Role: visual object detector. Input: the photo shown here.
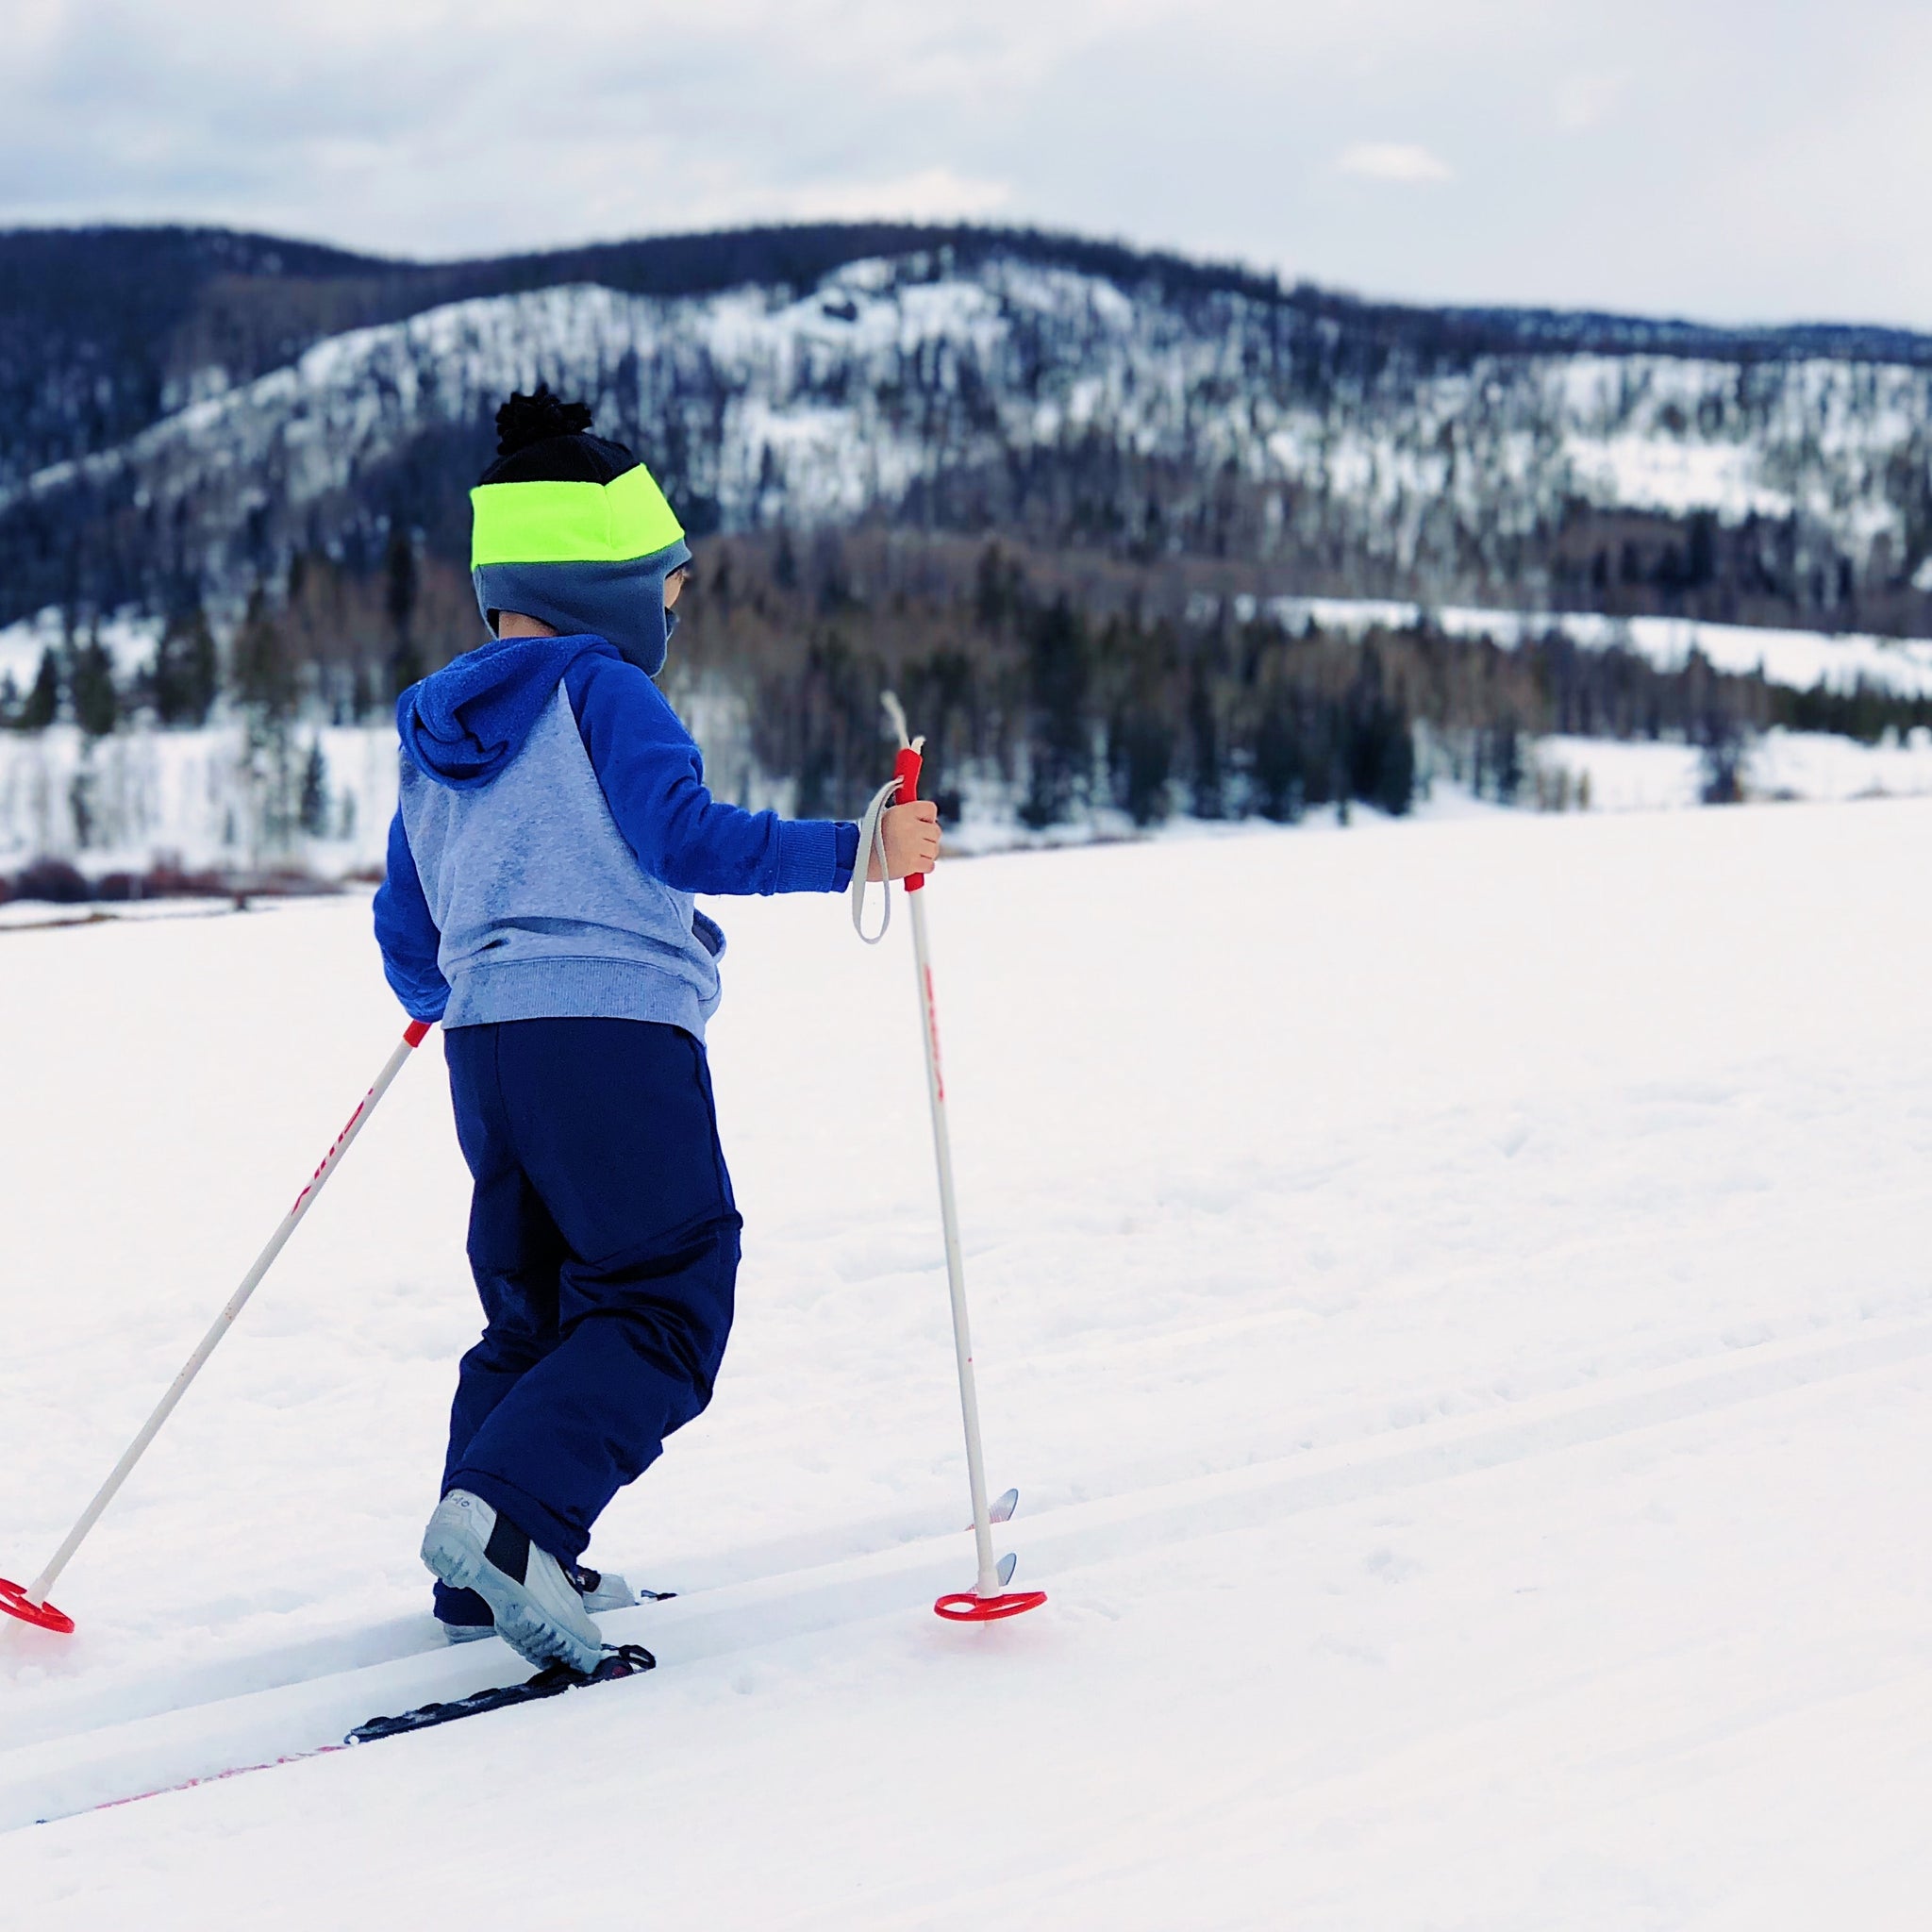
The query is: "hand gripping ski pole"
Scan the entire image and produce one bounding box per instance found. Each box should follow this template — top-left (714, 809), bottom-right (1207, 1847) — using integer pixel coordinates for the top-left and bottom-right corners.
top-left (857, 696), bottom-right (1045, 1624)
top-left (0, 1020), bottom-right (435, 1636)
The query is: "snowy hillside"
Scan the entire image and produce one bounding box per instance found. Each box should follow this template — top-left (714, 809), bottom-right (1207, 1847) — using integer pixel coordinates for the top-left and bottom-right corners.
top-left (3, 805), bottom-right (1930, 1924)
top-left (15, 248), bottom-right (1932, 637)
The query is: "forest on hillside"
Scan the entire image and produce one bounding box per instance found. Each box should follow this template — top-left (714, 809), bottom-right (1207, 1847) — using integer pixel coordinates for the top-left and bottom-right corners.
top-left (5, 531), bottom-right (1926, 879)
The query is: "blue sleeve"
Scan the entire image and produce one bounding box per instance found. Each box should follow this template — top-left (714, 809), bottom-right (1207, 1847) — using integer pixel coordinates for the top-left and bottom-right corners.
top-left (372, 808), bottom-right (451, 1022)
top-left (567, 655), bottom-right (858, 895)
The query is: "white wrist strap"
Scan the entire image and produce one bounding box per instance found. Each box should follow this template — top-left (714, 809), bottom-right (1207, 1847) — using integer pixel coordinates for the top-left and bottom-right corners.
top-left (850, 776), bottom-right (903, 945)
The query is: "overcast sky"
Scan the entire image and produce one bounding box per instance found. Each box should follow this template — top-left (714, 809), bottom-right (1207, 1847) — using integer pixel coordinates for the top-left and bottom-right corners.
top-left (7, 0), bottom-right (1932, 328)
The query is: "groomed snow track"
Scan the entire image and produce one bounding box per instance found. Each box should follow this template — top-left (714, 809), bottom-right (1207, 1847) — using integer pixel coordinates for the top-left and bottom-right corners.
top-left (10, 1312), bottom-right (1927, 1832)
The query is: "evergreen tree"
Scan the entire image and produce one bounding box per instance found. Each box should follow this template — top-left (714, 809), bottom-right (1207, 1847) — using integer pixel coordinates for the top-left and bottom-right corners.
top-left (1020, 597), bottom-right (1089, 828)
top-left (233, 589), bottom-right (297, 719)
top-left (1110, 708), bottom-right (1174, 825)
top-left (20, 647), bottom-right (61, 730)
top-left (1700, 715), bottom-right (1744, 804)
top-left (1187, 659), bottom-right (1224, 820)
top-left (1253, 691), bottom-right (1306, 822)
top-left (385, 530), bottom-right (423, 697)
top-left (70, 632), bottom-right (119, 738)
top-left (298, 740), bottom-right (330, 837)
top-left (1103, 615), bottom-right (1174, 826)
top-left (0, 671), bottom-right (17, 729)
top-left (973, 542), bottom-right (1015, 629)
top-left (1491, 720), bottom-right (1524, 805)
top-left (152, 605), bottom-right (220, 725)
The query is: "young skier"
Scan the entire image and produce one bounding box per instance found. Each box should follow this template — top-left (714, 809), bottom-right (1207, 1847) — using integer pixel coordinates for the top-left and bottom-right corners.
top-left (374, 387), bottom-right (939, 1674)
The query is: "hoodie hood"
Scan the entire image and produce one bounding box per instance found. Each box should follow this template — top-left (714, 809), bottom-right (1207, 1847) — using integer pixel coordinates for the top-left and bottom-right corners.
top-left (473, 538), bottom-right (691, 677)
top-left (397, 632), bottom-right (621, 789)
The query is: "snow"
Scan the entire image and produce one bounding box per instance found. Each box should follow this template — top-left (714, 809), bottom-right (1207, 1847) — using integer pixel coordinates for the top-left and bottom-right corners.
top-left (1747, 725), bottom-right (1932, 799)
top-left (21, 257), bottom-right (1932, 607)
top-left (1257, 593), bottom-right (1932, 697)
top-left (1525, 727), bottom-right (1932, 812)
top-left (0, 609), bottom-right (163, 689)
top-left (7, 709), bottom-right (1932, 884)
top-left (0, 722), bottom-right (396, 878)
top-left (2, 799), bottom-right (1930, 1922)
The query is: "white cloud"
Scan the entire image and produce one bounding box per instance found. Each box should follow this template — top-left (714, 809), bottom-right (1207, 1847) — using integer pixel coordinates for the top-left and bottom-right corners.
top-left (1334, 142), bottom-right (1454, 184)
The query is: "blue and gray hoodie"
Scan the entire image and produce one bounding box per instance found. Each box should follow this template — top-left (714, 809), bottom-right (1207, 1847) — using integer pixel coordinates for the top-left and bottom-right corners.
top-left (374, 634), bottom-right (859, 1037)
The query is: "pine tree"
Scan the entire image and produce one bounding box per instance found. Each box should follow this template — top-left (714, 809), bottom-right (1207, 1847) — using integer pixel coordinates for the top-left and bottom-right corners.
top-left (385, 531), bottom-right (423, 698)
top-left (1187, 659), bottom-right (1224, 820)
top-left (1020, 597), bottom-right (1089, 828)
top-left (298, 740), bottom-right (330, 837)
top-left (1253, 691), bottom-right (1306, 823)
top-left (20, 647), bottom-right (61, 730)
top-left (1491, 721), bottom-right (1523, 804)
top-left (70, 633), bottom-right (119, 738)
top-left (233, 590), bottom-right (297, 719)
top-left (1110, 708), bottom-right (1174, 825)
top-left (153, 605), bottom-right (220, 725)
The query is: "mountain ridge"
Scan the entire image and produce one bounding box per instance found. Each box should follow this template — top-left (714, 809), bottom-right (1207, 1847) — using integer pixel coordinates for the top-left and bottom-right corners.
top-left (11, 220), bottom-right (1932, 491)
top-left (9, 224), bottom-right (1932, 649)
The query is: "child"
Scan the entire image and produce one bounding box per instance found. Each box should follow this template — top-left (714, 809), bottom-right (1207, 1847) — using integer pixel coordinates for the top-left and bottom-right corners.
top-left (374, 387), bottom-right (938, 1673)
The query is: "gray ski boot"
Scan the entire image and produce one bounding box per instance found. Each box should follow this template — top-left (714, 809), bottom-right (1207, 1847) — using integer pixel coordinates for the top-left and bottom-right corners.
top-left (421, 1490), bottom-right (603, 1675)
top-left (441, 1563), bottom-right (638, 1644)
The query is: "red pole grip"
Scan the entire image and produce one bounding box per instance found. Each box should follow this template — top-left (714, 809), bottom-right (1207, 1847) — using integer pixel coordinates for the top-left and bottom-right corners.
top-left (893, 745), bottom-right (926, 893)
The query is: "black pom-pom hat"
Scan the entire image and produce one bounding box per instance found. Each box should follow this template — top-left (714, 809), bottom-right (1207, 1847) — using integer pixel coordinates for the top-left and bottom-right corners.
top-left (470, 385), bottom-right (691, 675)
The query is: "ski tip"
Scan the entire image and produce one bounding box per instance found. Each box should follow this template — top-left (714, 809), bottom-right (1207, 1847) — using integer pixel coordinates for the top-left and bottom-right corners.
top-left (990, 1488), bottom-right (1020, 1525)
top-left (996, 1552), bottom-right (1018, 1588)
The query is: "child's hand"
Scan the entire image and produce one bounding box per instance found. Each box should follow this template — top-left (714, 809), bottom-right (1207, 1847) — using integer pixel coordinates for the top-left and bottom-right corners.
top-left (871, 800), bottom-right (941, 881)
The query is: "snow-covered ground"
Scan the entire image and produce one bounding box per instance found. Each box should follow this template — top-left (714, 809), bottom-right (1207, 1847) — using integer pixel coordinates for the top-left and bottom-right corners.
top-left (3, 802), bottom-right (1930, 1925)
top-left (1528, 725), bottom-right (1932, 812)
top-left (0, 608), bottom-right (163, 691)
top-left (1255, 592), bottom-right (1932, 698)
top-left (0, 721), bottom-right (396, 879)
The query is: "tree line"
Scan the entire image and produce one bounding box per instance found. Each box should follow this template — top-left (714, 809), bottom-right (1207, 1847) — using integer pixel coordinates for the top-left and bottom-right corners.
top-left (7, 531), bottom-right (1928, 834)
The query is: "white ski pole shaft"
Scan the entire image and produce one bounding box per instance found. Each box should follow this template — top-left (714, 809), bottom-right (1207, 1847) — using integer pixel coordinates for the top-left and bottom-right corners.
top-left (904, 858), bottom-right (1000, 1598)
top-left (23, 1019), bottom-right (433, 1609)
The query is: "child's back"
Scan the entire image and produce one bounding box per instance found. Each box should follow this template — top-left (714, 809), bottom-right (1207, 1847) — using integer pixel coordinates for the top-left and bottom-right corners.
top-left (374, 388), bottom-right (939, 1673)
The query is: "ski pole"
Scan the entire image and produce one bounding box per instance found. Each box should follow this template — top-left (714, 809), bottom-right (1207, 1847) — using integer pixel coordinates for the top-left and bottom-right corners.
top-left (1, 1018), bottom-right (434, 1636)
top-left (856, 698), bottom-right (1044, 1623)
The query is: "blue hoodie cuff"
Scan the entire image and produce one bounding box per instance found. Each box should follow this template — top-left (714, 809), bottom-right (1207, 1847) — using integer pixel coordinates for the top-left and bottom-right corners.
top-left (831, 822), bottom-right (859, 892)
top-left (775, 819), bottom-right (842, 893)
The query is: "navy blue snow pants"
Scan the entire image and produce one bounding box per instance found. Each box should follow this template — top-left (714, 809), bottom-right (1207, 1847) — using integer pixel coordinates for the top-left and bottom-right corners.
top-left (432, 1017), bottom-right (741, 1611)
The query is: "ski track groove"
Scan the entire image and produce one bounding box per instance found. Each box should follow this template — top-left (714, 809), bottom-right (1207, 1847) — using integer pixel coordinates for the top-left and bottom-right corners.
top-left (8, 1312), bottom-right (1928, 1833)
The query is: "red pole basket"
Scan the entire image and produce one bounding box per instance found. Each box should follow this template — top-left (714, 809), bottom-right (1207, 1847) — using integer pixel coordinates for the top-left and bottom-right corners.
top-left (0, 1577), bottom-right (75, 1634)
top-left (934, 1590), bottom-right (1048, 1623)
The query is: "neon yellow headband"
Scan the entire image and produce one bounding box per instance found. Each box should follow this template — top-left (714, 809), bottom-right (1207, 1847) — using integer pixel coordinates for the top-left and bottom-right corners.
top-left (470, 464), bottom-right (685, 570)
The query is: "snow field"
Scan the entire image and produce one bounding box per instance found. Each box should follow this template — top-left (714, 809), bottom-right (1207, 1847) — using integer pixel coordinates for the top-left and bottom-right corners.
top-left (1530, 726), bottom-right (1932, 812)
top-left (2, 801), bottom-right (1930, 1924)
top-left (1257, 592), bottom-right (1932, 699)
